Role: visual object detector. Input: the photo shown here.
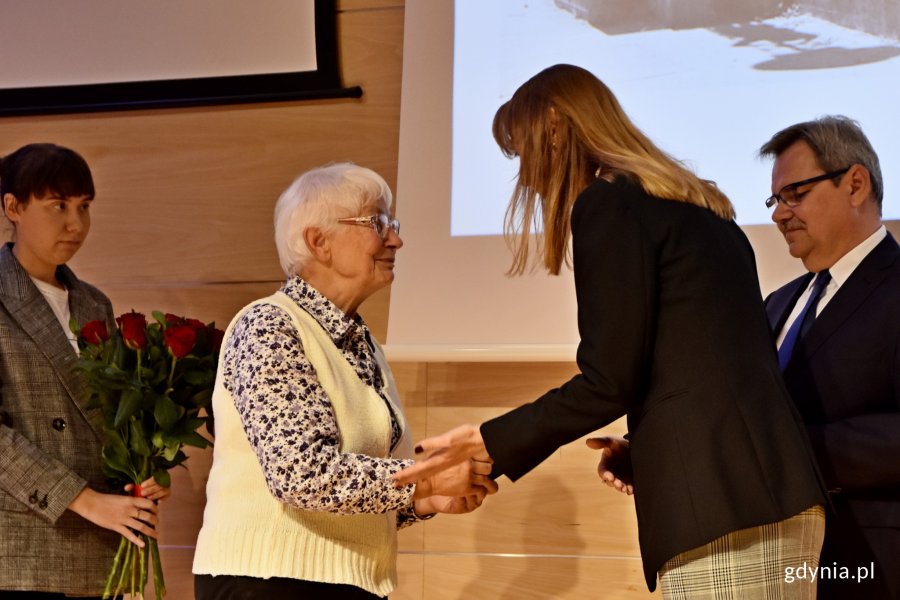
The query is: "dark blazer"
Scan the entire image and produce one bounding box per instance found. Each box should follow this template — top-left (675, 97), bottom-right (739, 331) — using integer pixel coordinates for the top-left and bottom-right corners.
top-left (481, 177), bottom-right (826, 591)
top-left (766, 232), bottom-right (900, 599)
top-left (0, 244), bottom-right (118, 594)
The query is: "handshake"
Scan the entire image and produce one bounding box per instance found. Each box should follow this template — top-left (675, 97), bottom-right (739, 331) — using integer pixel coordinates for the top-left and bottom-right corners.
top-left (393, 425), bottom-right (634, 517)
top-left (394, 424), bottom-right (498, 517)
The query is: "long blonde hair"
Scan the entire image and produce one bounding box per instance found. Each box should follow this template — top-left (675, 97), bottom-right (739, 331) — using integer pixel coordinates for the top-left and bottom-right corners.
top-left (493, 64), bottom-right (734, 275)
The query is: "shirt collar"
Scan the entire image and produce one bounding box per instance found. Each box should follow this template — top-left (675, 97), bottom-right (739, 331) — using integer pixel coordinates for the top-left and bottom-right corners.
top-left (281, 275), bottom-right (368, 344)
top-left (828, 225), bottom-right (887, 289)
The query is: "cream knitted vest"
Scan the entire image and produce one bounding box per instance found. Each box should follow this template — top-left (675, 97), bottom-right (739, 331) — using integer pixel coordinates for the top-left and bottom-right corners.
top-left (193, 291), bottom-right (413, 596)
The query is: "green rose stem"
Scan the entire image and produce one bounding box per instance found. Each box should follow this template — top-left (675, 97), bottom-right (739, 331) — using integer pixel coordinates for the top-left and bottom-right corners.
top-left (135, 350), bottom-right (166, 599)
top-left (113, 541), bottom-right (132, 598)
top-left (103, 537), bottom-right (128, 598)
top-left (167, 355), bottom-right (177, 390)
top-left (140, 533), bottom-right (148, 597)
top-left (150, 537), bottom-right (166, 599)
top-left (136, 543), bottom-right (145, 598)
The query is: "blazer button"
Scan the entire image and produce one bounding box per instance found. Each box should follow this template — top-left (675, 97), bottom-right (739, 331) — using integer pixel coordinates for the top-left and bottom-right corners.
top-left (0, 411), bottom-right (11, 428)
top-left (29, 491), bottom-right (39, 504)
top-left (38, 494), bottom-right (49, 509)
top-left (52, 418), bottom-right (67, 431)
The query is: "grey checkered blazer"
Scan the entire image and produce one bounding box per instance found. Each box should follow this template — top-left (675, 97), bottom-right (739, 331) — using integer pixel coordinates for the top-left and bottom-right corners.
top-left (0, 243), bottom-right (119, 595)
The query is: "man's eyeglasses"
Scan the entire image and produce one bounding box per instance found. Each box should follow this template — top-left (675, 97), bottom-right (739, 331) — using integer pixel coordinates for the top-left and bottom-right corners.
top-left (765, 167), bottom-right (850, 209)
top-left (337, 213), bottom-right (401, 239)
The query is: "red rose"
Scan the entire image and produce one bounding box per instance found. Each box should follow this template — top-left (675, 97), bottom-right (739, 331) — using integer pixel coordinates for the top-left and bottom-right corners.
top-left (164, 324), bottom-right (197, 358)
top-left (81, 320), bottom-right (109, 345)
top-left (166, 314), bottom-right (204, 331)
top-left (207, 327), bottom-right (225, 353)
top-left (116, 312), bottom-right (148, 350)
top-left (185, 318), bottom-right (206, 332)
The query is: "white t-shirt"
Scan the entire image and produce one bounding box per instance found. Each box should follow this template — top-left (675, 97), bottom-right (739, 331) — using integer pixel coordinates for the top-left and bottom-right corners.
top-left (30, 277), bottom-right (79, 353)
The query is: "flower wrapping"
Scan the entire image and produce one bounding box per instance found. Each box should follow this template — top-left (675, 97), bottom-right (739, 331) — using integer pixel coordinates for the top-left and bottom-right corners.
top-left (72, 311), bottom-right (224, 599)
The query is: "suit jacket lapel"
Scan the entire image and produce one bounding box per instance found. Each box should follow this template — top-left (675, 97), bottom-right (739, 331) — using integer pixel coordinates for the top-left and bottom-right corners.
top-left (795, 234), bottom-right (899, 361)
top-left (0, 245), bottom-right (102, 440)
top-left (58, 264), bottom-right (111, 436)
top-left (766, 272), bottom-right (812, 334)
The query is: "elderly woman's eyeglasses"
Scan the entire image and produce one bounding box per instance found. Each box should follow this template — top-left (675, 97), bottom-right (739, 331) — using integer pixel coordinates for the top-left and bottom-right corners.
top-left (765, 167), bottom-right (850, 209)
top-left (337, 213), bottom-right (400, 239)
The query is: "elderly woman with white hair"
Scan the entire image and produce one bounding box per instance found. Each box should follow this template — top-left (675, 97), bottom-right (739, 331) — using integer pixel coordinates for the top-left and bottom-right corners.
top-left (192, 163), bottom-right (494, 600)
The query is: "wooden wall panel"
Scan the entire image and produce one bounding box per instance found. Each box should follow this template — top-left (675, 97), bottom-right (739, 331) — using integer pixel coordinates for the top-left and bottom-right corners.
top-left (426, 362), bottom-right (581, 407)
top-left (0, 4), bottom-right (403, 342)
top-left (394, 553), bottom-right (426, 600)
top-left (101, 281), bottom-right (390, 345)
top-left (102, 282), bottom-right (278, 331)
top-left (421, 554), bottom-right (657, 600)
top-left (392, 361), bottom-right (429, 408)
top-left (422, 409), bottom-right (637, 557)
top-left (338, 0), bottom-right (404, 10)
top-left (149, 547), bottom-right (197, 600)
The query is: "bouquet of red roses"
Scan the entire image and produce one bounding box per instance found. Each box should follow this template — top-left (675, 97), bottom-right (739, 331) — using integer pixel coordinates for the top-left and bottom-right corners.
top-left (72, 311), bottom-right (224, 599)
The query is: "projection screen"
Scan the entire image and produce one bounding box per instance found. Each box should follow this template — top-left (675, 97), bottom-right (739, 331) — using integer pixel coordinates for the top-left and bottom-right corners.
top-left (391, 0), bottom-right (900, 357)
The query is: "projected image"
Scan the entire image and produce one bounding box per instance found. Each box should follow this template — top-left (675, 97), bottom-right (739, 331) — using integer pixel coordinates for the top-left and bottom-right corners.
top-left (451, 0), bottom-right (900, 234)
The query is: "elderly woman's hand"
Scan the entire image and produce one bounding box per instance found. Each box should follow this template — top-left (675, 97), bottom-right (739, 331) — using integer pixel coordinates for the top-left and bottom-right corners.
top-left (411, 456), bottom-right (496, 499)
top-left (413, 480), bottom-right (498, 516)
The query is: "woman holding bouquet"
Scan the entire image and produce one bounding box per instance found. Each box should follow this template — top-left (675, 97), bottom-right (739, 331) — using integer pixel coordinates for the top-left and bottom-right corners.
top-left (393, 64), bottom-right (827, 598)
top-left (0, 143), bottom-right (169, 598)
top-left (193, 163), bottom-right (495, 599)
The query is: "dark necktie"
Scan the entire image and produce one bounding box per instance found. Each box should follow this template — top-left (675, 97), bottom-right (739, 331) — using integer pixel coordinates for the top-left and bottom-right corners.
top-left (778, 270), bottom-right (831, 371)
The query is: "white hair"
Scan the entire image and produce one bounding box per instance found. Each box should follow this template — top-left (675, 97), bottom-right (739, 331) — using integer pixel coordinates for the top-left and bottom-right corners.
top-left (274, 162), bottom-right (393, 276)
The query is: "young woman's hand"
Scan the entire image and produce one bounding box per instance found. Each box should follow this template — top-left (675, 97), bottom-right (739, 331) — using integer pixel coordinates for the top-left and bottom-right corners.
top-left (125, 476), bottom-right (172, 502)
top-left (68, 487), bottom-right (160, 547)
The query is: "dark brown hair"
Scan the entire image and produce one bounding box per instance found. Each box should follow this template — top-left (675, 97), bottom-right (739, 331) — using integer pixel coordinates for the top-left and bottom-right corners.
top-left (0, 143), bottom-right (95, 208)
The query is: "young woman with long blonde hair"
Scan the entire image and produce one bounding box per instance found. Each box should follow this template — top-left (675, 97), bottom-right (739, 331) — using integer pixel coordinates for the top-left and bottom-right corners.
top-left (397, 64), bottom-right (826, 598)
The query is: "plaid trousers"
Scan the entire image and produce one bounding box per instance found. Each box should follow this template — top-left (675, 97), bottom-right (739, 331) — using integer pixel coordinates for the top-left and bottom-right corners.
top-left (659, 505), bottom-right (825, 599)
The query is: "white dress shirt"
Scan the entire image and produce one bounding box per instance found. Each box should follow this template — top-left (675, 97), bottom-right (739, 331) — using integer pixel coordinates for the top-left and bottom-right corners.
top-left (776, 225), bottom-right (887, 348)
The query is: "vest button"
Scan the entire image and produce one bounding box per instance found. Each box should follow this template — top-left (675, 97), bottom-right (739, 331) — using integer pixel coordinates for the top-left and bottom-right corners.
top-left (52, 418), bottom-right (67, 431)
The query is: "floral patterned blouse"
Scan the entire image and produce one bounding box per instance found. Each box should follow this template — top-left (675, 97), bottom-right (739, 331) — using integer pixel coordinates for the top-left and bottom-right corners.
top-left (222, 276), bottom-right (420, 525)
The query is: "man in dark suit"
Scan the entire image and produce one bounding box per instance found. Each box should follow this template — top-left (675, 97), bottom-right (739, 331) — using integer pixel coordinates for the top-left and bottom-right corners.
top-left (760, 116), bottom-right (900, 599)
